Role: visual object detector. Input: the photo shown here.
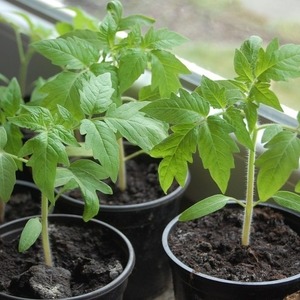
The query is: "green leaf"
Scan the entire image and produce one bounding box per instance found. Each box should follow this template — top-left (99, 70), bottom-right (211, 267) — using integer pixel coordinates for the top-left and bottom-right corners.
top-left (39, 71), bottom-right (89, 120)
top-left (105, 102), bottom-right (168, 151)
top-left (256, 38), bottom-right (279, 79)
top-left (244, 101), bottom-right (258, 133)
top-left (32, 36), bottom-right (99, 69)
top-left (234, 49), bottom-right (254, 82)
top-left (9, 106), bottom-right (54, 131)
top-left (239, 35), bottom-right (263, 67)
top-left (272, 191), bottom-right (300, 213)
top-left (224, 107), bottom-right (253, 150)
top-left (296, 181), bottom-right (300, 193)
top-left (18, 218), bottom-right (42, 252)
top-left (179, 195), bottom-right (232, 221)
top-left (200, 76), bottom-right (227, 109)
top-left (263, 44), bottom-right (300, 81)
top-left (151, 124), bottom-right (198, 193)
top-left (249, 82), bottom-right (282, 111)
top-left (118, 49), bottom-right (148, 94)
top-left (80, 73), bottom-right (114, 115)
top-left (66, 7), bottom-right (99, 31)
top-left (20, 132), bottom-right (68, 202)
top-left (0, 128), bottom-right (17, 202)
top-left (150, 50), bottom-right (190, 97)
top-left (261, 124), bottom-right (282, 143)
top-left (119, 15), bottom-right (155, 30)
top-left (198, 116), bottom-right (239, 193)
top-left (80, 119), bottom-right (119, 182)
top-left (144, 27), bottom-right (188, 49)
top-left (256, 131), bottom-right (300, 201)
top-left (1, 78), bottom-right (22, 117)
top-left (142, 89), bottom-right (209, 124)
top-left (56, 160), bottom-right (112, 221)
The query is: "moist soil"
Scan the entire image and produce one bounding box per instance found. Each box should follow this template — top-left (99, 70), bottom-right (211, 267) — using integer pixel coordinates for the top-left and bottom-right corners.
top-left (169, 205), bottom-right (300, 282)
top-left (3, 182), bottom-right (41, 223)
top-left (0, 220), bottom-right (125, 298)
top-left (67, 158), bottom-right (176, 205)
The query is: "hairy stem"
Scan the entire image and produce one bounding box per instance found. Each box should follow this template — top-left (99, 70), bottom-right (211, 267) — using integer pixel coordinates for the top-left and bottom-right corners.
top-left (241, 128), bottom-right (258, 246)
top-left (41, 193), bottom-right (53, 267)
top-left (117, 138), bottom-right (127, 192)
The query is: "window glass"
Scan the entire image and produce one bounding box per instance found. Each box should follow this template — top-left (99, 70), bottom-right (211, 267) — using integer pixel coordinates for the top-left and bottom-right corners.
top-left (58, 0), bottom-right (300, 111)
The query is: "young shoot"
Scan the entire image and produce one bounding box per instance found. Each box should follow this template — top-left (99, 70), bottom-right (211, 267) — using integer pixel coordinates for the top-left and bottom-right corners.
top-left (143, 35), bottom-right (300, 246)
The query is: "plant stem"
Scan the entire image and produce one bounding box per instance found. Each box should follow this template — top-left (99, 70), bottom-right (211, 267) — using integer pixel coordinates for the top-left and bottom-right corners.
top-left (117, 138), bottom-right (127, 192)
top-left (41, 193), bottom-right (53, 267)
top-left (241, 128), bottom-right (258, 246)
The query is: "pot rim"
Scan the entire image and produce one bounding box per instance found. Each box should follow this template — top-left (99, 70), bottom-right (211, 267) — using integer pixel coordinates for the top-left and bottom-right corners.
top-left (162, 202), bottom-right (300, 287)
top-left (0, 214), bottom-right (135, 300)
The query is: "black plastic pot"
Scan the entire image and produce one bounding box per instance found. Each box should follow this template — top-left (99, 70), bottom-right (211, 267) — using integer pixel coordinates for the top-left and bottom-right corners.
top-left (0, 214), bottom-right (135, 300)
top-left (56, 175), bottom-right (190, 300)
top-left (2, 180), bottom-right (41, 223)
top-left (162, 203), bottom-right (300, 300)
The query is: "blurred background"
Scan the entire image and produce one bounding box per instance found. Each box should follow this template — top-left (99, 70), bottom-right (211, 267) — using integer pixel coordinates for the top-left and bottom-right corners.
top-left (61, 0), bottom-right (300, 111)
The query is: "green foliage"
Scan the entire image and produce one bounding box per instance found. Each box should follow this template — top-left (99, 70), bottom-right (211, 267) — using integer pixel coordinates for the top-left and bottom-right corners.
top-left (0, 0), bottom-right (190, 261)
top-left (18, 217), bottom-right (42, 252)
top-left (144, 35), bottom-right (300, 245)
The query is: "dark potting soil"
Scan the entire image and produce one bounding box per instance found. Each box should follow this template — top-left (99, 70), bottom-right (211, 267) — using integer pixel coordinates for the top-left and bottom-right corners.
top-left (3, 188), bottom-right (41, 223)
top-left (0, 221), bottom-right (124, 298)
top-left (68, 159), bottom-right (177, 205)
top-left (169, 206), bottom-right (300, 282)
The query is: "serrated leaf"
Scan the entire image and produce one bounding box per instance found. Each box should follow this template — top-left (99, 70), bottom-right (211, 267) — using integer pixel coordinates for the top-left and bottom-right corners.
top-left (80, 119), bottom-right (119, 182)
top-left (239, 35), bottom-right (263, 66)
top-left (151, 124), bottom-right (198, 192)
top-left (263, 44), bottom-right (300, 81)
top-left (20, 132), bottom-right (69, 202)
top-left (144, 27), bottom-right (188, 49)
top-left (261, 124), bottom-right (282, 143)
top-left (256, 38), bottom-right (279, 79)
top-left (179, 195), bottom-right (232, 221)
top-left (9, 105), bottom-right (54, 131)
top-left (1, 78), bottom-right (22, 117)
top-left (90, 63), bottom-right (120, 106)
top-left (32, 36), bottom-right (99, 69)
top-left (0, 129), bottom-right (17, 201)
top-left (118, 49), bottom-right (148, 94)
top-left (39, 71), bottom-right (89, 120)
top-left (272, 191), bottom-right (300, 213)
top-left (18, 218), bottom-right (42, 252)
top-left (198, 116), bottom-right (239, 193)
top-left (150, 50), bottom-right (190, 97)
top-left (234, 49), bottom-right (254, 82)
top-left (224, 107), bottom-right (253, 150)
top-left (80, 73), bottom-right (114, 115)
top-left (249, 82), bottom-right (282, 111)
top-left (200, 76), bottom-right (227, 109)
top-left (142, 89), bottom-right (209, 124)
top-left (105, 102), bottom-right (168, 151)
top-left (256, 131), bottom-right (300, 200)
top-left (57, 160), bottom-right (112, 221)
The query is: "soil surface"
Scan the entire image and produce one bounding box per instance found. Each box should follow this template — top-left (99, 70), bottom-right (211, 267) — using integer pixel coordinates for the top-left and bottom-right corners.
top-left (0, 220), bottom-right (125, 298)
top-left (169, 205), bottom-right (300, 282)
top-left (67, 158), bottom-right (177, 205)
top-left (3, 181), bottom-right (41, 223)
